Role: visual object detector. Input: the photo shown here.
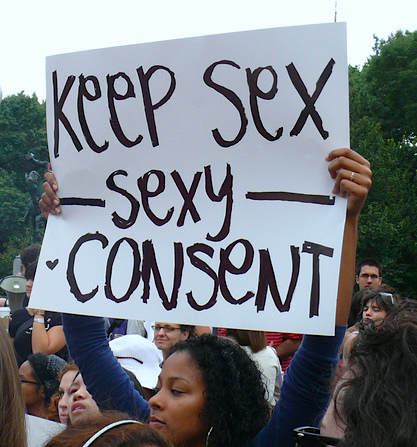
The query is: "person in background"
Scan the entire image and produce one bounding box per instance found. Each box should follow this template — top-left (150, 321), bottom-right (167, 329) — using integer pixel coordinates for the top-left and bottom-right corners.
top-left (341, 288), bottom-right (400, 365)
top-left (265, 332), bottom-right (303, 373)
top-left (9, 261), bottom-right (68, 366)
top-left (0, 316), bottom-right (26, 447)
top-left (227, 328), bottom-right (283, 406)
top-left (320, 299), bottom-right (417, 447)
top-left (19, 352), bottom-right (67, 419)
top-left (355, 257), bottom-right (383, 290)
top-left (152, 322), bottom-right (196, 362)
top-left (55, 363), bottom-right (101, 425)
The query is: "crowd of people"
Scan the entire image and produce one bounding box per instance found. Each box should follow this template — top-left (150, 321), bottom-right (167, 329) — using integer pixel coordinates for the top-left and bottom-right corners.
top-left (1, 147), bottom-right (416, 447)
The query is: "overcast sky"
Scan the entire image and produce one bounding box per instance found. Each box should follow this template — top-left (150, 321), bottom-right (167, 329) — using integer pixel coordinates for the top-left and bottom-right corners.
top-left (0, 0), bottom-right (415, 101)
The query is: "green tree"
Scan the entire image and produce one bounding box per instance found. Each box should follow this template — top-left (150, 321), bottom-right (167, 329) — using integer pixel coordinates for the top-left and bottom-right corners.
top-left (0, 93), bottom-right (48, 276)
top-left (361, 30), bottom-right (417, 142)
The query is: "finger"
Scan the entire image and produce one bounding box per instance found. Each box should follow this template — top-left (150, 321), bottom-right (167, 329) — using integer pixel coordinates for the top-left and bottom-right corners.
top-left (332, 168), bottom-right (372, 195)
top-left (328, 156), bottom-right (372, 182)
top-left (43, 180), bottom-right (60, 203)
top-left (44, 172), bottom-right (59, 191)
top-left (326, 148), bottom-right (370, 168)
top-left (39, 191), bottom-right (61, 216)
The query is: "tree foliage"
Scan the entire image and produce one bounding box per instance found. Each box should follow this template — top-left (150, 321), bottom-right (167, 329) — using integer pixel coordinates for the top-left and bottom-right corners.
top-left (0, 93), bottom-right (48, 278)
top-left (350, 30), bottom-right (417, 298)
top-left (360, 30), bottom-right (417, 142)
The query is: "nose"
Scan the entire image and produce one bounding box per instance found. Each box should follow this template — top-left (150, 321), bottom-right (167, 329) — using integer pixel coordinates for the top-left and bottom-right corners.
top-left (366, 276), bottom-right (373, 283)
top-left (59, 395), bottom-right (68, 410)
top-left (149, 389), bottom-right (164, 410)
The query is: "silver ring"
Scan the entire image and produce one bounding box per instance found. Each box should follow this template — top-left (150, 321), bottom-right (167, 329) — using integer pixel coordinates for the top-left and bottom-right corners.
top-left (350, 171), bottom-right (355, 182)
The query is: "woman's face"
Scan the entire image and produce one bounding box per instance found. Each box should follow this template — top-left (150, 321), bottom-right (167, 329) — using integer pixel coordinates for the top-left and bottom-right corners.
top-left (19, 360), bottom-right (44, 410)
top-left (362, 299), bottom-right (387, 326)
top-left (58, 370), bottom-right (78, 424)
top-left (149, 351), bottom-right (207, 447)
top-left (59, 370), bottom-right (100, 425)
top-left (153, 323), bottom-right (189, 357)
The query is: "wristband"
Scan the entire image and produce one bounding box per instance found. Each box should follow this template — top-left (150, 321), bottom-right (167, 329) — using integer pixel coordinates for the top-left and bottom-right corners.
top-left (33, 316), bottom-right (45, 325)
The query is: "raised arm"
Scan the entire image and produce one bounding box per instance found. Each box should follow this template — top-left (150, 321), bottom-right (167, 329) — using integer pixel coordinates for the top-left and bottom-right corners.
top-left (326, 148), bottom-right (372, 325)
top-left (252, 148), bottom-right (372, 447)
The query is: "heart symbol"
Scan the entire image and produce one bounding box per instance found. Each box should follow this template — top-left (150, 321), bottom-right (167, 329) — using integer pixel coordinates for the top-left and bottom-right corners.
top-left (46, 259), bottom-right (59, 270)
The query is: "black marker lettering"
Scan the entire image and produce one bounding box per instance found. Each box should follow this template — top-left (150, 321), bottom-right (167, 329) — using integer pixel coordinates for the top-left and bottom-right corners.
top-left (77, 75), bottom-right (109, 153)
top-left (107, 72), bottom-right (143, 147)
top-left (186, 243), bottom-right (219, 310)
top-left (66, 232), bottom-right (108, 303)
top-left (203, 60), bottom-right (248, 147)
top-left (246, 66), bottom-right (283, 141)
top-left (137, 66), bottom-right (176, 147)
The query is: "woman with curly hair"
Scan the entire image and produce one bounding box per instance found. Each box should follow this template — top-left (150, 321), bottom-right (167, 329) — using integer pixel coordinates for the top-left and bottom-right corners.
top-left (41, 148), bottom-right (371, 447)
top-left (320, 299), bottom-right (417, 447)
top-left (19, 352), bottom-right (67, 418)
top-left (149, 334), bottom-right (271, 446)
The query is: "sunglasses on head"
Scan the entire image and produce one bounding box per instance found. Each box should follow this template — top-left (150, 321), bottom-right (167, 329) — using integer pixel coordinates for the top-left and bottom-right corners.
top-left (293, 426), bottom-right (341, 446)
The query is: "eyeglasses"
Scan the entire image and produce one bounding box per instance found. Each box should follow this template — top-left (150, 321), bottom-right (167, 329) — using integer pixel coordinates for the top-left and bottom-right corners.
top-left (20, 378), bottom-right (41, 386)
top-left (359, 274), bottom-right (380, 280)
top-left (293, 426), bottom-right (340, 446)
top-left (151, 325), bottom-right (181, 333)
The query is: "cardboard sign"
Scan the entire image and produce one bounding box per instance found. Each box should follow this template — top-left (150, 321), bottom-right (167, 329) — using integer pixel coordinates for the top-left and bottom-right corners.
top-left (31, 22), bottom-right (349, 334)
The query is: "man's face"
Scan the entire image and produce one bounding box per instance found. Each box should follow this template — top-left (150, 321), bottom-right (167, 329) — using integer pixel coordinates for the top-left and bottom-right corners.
top-left (356, 265), bottom-right (382, 290)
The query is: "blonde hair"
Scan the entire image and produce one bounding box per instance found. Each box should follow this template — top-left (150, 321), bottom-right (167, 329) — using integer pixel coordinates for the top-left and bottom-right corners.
top-left (0, 322), bottom-right (26, 447)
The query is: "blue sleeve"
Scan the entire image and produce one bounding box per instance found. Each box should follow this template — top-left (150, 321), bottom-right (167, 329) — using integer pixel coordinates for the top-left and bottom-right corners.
top-left (62, 313), bottom-right (150, 421)
top-left (252, 326), bottom-right (346, 447)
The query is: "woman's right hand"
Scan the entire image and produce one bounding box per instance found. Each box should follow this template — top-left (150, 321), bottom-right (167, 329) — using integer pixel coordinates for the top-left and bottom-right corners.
top-left (39, 172), bottom-right (61, 218)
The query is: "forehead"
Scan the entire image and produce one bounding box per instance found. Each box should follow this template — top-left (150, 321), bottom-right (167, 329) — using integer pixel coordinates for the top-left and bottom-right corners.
top-left (360, 265), bottom-right (380, 275)
top-left (161, 352), bottom-right (204, 384)
top-left (364, 298), bottom-right (380, 308)
top-left (60, 370), bottom-right (81, 389)
top-left (156, 322), bottom-right (181, 328)
top-left (19, 360), bottom-right (34, 377)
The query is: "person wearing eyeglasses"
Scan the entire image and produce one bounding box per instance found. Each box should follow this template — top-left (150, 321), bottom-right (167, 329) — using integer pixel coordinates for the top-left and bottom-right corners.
top-left (19, 352), bottom-right (67, 419)
top-left (355, 258), bottom-right (383, 290)
top-left (152, 323), bottom-right (196, 362)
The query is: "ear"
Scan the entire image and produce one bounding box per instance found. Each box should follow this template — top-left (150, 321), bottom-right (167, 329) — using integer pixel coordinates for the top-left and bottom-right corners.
top-left (181, 330), bottom-right (190, 341)
top-left (38, 385), bottom-right (45, 399)
top-left (355, 275), bottom-right (359, 284)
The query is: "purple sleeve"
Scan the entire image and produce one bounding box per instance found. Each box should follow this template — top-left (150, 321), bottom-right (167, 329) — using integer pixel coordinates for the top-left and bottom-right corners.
top-left (63, 313), bottom-right (150, 421)
top-left (252, 326), bottom-right (346, 447)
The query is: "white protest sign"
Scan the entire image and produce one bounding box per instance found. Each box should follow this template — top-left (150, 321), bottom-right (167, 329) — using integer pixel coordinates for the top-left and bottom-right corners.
top-left (31, 22), bottom-right (349, 335)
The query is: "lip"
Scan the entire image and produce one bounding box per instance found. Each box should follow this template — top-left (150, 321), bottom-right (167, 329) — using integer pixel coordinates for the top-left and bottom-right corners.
top-left (60, 414), bottom-right (68, 424)
top-left (71, 403), bottom-right (85, 414)
top-left (149, 416), bottom-right (165, 428)
top-left (363, 318), bottom-right (373, 325)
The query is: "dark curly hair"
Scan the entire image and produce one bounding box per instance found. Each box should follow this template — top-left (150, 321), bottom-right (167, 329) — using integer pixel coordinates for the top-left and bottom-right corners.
top-left (335, 299), bottom-right (417, 447)
top-left (27, 353), bottom-right (67, 406)
top-left (169, 334), bottom-right (271, 447)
